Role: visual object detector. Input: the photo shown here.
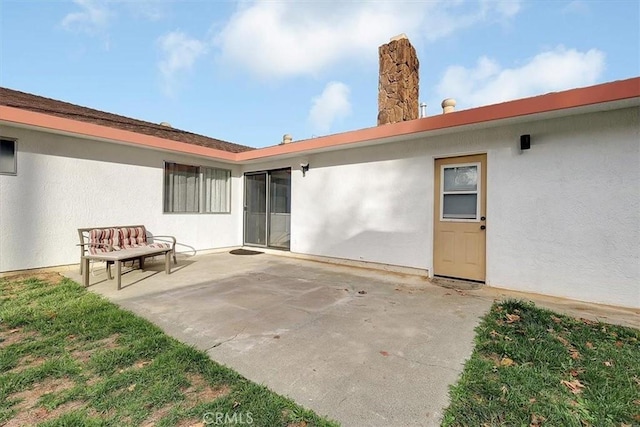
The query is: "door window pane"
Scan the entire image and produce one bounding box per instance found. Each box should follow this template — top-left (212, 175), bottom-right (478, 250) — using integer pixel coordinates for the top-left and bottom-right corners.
top-left (269, 169), bottom-right (291, 248)
top-left (443, 194), bottom-right (477, 219)
top-left (441, 162), bottom-right (480, 221)
top-left (269, 170), bottom-right (291, 214)
top-left (444, 166), bottom-right (477, 192)
top-left (245, 174), bottom-right (267, 245)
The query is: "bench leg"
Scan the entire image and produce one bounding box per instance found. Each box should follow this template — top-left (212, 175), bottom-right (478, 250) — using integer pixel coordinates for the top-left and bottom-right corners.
top-left (116, 260), bottom-right (122, 290)
top-left (140, 256), bottom-right (145, 270)
top-left (82, 258), bottom-right (90, 287)
top-left (165, 250), bottom-right (171, 274)
top-left (107, 262), bottom-right (113, 280)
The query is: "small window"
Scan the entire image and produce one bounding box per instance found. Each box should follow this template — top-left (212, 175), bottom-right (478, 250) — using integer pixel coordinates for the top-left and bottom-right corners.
top-left (441, 163), bottom-right (480, 220)
top-left (164, 162), bottom-right (231, 213)
top-left (0, 139), bottom-right (17, 175)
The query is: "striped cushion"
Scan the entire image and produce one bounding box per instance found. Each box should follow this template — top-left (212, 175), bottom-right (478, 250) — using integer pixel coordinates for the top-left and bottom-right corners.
top-left (146, 242), bottom-right (171, 249)
top-left (119, 226), bottom-right (147, 249)
top-left (88, 228), bottom-right (121, 254)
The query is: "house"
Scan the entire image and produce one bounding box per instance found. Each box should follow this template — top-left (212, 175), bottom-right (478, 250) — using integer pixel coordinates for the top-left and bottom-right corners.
top-left (1, 37), bottom-right (638, 309)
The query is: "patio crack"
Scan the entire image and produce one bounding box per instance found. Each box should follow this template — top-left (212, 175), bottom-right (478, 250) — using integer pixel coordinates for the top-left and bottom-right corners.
top-left (205, 328), bottom-right (246, 351)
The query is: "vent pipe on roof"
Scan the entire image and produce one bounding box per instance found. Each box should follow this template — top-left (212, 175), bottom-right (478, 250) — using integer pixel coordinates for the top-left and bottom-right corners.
top-left (419, 102), bottom-right (427, 118)
top-left (282, 134), bottom-right (293, 144)
top-left (441, 98), bottom-right (456, 114)
top-left (159, 121), bottom-right (172, 127)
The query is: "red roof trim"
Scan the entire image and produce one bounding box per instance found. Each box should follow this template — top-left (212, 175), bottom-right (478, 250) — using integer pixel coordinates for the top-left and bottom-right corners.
top-left (0, 106), bottom-right (237, 162)
top-left (237, 77), bottom-right (640, 161)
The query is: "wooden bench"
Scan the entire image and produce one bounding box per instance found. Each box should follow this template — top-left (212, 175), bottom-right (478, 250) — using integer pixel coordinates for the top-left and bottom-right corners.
top-left (78, 225), bottom-right (177, 289)
top-left (82, 246), bottom-right (172, 290)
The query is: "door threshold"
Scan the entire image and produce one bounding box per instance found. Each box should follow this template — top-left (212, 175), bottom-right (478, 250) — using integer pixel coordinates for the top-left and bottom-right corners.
top-left (431, 275), bottom-right (484, 290)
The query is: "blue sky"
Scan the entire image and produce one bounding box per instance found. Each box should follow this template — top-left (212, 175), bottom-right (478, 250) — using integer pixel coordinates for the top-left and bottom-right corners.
top-left (1, 0), bottom-right (638, 148)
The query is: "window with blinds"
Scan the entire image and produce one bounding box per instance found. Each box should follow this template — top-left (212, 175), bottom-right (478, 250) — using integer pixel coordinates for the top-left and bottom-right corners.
top-left (164, 162), bottom-right (231, 213)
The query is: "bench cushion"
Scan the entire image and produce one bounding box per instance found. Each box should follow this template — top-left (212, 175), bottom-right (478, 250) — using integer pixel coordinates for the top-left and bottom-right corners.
top-left (119, 226), bottom-right (147, 249)
top-left (145, 242), bottom-right (172, 249)
top-left (118, 227), bottom-right (171, 250)
top-left (88, 228), bottom-right (121, 254)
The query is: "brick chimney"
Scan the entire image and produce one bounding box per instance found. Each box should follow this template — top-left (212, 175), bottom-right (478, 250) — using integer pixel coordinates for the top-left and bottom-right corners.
top-left (377, 34), bottom-right (419, 125)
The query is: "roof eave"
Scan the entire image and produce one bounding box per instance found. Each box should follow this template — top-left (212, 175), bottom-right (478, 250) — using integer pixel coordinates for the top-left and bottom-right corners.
top-left (236, 77), bottom-right (640, 163)
top-left (1, 77), bottom-right (638, 164)
top-left (0, 105), bottom-right (238, 163)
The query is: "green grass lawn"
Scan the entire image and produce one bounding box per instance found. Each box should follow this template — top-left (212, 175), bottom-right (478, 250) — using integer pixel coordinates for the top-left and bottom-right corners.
top-left (442, 299), bottom-right (640, 427)
top-left (0, 274), bottom-right (337, 427)
top-left (4, 275), bottom-right (638, 427)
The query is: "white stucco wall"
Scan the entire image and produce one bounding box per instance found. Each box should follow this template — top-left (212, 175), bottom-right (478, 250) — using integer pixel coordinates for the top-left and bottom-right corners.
top-left (288, 144), bottom-right (432, 268)
top-left (248, 107), bottom-right (638, 308)
top-left (2, 106), bottom-right (638, 308)
top-left (486, 108), bottom-right (639, 308)
top-left (0, 126), bottom-right (244, 272)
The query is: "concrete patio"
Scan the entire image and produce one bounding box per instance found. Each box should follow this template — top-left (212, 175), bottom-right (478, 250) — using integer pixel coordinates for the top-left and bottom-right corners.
top-left (63, 251), bottom-right (639, 426)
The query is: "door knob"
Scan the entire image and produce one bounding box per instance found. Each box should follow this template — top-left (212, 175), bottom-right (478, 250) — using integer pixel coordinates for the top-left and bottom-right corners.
top-left (480, 225), bottom-right (486, 230)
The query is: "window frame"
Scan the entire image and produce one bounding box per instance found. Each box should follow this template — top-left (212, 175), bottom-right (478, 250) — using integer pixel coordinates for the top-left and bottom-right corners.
top-left (440, 161), bottom-right (481, 222)
top-left (163, 161), bottom-right (232, 214)
top-left (0, 138), bottom-right (17, 176)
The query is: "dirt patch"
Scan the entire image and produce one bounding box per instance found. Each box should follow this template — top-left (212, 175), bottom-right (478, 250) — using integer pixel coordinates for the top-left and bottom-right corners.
top-left (4, 400), bottom-right (85, 427)
top-left (87, 407), bottom-right (116, 420)
top-left (1, 272), bottom-right (65, 286)
top-left (70, 348), bottom-right (93, 364)
top-left (483, 352), bottom-right (503, 367)
top-left (8, 377), bottom-right (76, 414)
top-left (84, 333), bottom-right (121, 351)
top-left (141, 403), bottom-right (175, 427)
top-left (69, 333), bottom-right (121, 363)
top-left (175, 419), bottom-right (205, 427)
top-left (133, 373), bottom-right (230, 426)
top-left (99, 333), bottom-right (121, 349)
top-left (116, 359), bottom-right (153, 374)
top-left (282, 410), bottom-right (309, 427)
top-left (182, 373), bottom-right (231, 404)
top-left (8, 355), bottom-right (47, 373)
top-left (85, 375), bottom-right (102, 388)
top-left (142, 418), bottom-right (206, 427)
top-left (0, 327), bottom-right (39, 347)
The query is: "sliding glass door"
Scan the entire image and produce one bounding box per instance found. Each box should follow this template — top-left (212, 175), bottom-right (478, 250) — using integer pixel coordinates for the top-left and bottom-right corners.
top-left (244, 169), bottom-right (291, 249)
top-left (244, 173), bottom-right (267, 245)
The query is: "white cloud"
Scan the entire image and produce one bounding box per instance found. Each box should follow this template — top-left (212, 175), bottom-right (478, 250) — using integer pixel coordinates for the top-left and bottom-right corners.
top-left (562, 0), bottom-right (591, 15)
top-left (481, 0), bottom-right (522, 18)
top-left (61, 1), bottom-right (167, 37)
top-left (435, 46), bottom-right (606, 109)
top-left (157, 31), bottom-right (207, 95)
top-left (126, 0), bottom-right (167, 21)
top-left (308, 82), bottom-right (352, 133)
top-left (61, 0), bottom-right (110, 34)
top-left (214, 0), bottom-right (522, 79)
